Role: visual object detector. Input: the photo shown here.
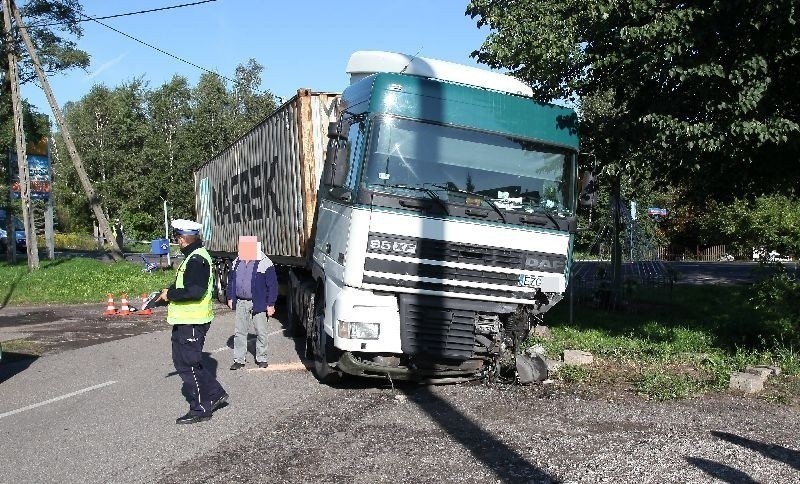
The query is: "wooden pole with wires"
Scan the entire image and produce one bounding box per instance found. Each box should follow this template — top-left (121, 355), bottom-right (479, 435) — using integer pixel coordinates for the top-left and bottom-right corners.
top-left (8, 0), bottom-right (122, 261)
top-left (2, 0), bottom-right (39, 269)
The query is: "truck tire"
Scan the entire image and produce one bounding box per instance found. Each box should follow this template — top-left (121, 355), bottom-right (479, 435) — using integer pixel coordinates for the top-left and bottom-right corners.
top-left (285, 289), bottom-right (304, 337)
top-left (216, 260), bottom-right (230, 304)
top-left (310, 289), bottom-right (340, 384)
top-left (213, 263), bottom-right (225, 304)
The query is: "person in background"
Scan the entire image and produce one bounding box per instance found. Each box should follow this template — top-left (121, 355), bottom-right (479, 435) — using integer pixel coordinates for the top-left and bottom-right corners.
top-left (156, 219), bottom-right (228, 424)
top-left (113, 218), bottom-right (124, 250)
top-left (226, 236), bottom-right (278, 370)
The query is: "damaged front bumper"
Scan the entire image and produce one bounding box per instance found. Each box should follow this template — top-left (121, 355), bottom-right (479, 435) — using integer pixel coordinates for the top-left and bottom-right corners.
top-left (335, 352), bottom-right (485, 384)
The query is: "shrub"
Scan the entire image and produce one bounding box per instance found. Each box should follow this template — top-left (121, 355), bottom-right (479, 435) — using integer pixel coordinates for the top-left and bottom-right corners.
top-left (749, 264), bottom-right (800, 341)
top-left (37, 233), bottom-right (99, 251)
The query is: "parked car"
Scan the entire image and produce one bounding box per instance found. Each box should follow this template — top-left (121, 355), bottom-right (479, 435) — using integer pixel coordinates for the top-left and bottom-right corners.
top-left (0, 210), bottom-right (26, 253)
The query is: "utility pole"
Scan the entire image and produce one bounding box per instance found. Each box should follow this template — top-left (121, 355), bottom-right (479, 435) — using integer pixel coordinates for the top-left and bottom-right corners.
top-left (9, 0), bottom-right (122, 261)
top-left (2, 0), bottom-right (38, 270)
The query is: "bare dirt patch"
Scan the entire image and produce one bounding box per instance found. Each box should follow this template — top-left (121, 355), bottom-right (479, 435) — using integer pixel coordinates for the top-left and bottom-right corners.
top-left (0, 304), bottom-right (168, 356)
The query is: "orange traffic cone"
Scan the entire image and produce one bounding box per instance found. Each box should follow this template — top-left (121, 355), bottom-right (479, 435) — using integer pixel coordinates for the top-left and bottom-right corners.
top-left (139, 293), bottom-right (153, 316)
top-left (103, 293), bottom-right (117, 316)
top-left (117, 293), bottom-right (131, 316)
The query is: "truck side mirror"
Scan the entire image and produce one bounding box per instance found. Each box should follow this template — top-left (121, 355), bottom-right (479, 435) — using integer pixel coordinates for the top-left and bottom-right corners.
top-left (327, 121), bottom-right (348, 140)
top-left (323, 138), bottom-right (349, 187)
top-left (578, 170), bottom-right (598, 207)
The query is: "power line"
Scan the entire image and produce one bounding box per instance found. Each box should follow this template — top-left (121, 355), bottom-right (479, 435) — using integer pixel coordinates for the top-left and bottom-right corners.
top-left (20, 0), bottom-right (275, 100)
top-left (84, 13), bottom-right (274, 98)
top-left (26, 1), bottom-right (217, 28)
top-left (81, 0), bottom-right (217, 22)
top-left (78, 12), bottom-right (275, 97)
top-left (83, 13), bottom-right (240, 85)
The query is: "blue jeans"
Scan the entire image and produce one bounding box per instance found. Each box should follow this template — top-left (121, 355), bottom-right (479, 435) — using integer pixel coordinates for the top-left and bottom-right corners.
top-left (233, 299), bottom-right (269, 364)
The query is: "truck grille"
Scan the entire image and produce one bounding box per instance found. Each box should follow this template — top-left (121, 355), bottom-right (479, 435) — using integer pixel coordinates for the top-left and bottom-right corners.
top-left (398, 294), bottom-right (476, 360)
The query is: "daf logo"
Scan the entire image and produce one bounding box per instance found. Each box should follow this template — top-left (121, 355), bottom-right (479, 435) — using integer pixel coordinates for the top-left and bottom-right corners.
top-left (525, 257), bottom-right (564, 271)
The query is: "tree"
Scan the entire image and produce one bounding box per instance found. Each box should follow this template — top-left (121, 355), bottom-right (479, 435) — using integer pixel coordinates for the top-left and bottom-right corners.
top-left (54, 60), bottom-right (278, 237)
top-left (188, 72), bottom-right (232, 160)
top-left (466, 0), bottom-right (800, 200)
top-left (1, 0), bottom-right (89, 154)
top-left (56, 80), bottom-right (152, 239)
top-left (701, 194), bottom-right (800, 257)
top-left (1, 0), bottom-right (89, 262)
top-left (230, 58), bottom-right (277, 135)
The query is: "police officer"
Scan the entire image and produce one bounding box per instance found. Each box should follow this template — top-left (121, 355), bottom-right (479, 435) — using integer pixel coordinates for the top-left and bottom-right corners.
top-left (156, 219), bottom-right (228, 424)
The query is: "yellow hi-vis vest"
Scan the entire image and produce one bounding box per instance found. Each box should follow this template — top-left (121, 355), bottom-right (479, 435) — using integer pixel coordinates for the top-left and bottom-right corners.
top-left (167, 247), bottom-right (214, 325)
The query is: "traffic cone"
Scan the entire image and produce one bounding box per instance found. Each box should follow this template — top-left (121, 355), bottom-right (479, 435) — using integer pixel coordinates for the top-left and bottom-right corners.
top-left (117, 293), bottom-right (131, 316)
top-left (103, 293), bottom-right (117, 316)
top-left (139, 293), bottom-right (153, 316)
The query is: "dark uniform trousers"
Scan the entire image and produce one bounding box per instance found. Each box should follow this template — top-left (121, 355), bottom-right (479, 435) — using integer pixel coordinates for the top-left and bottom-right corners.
top-left (171, 323), bottom-right (225, 416)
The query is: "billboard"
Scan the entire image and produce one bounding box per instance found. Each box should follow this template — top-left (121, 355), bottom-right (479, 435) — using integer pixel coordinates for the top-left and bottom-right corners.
top-left (8, 139), bottom-right (51, 200)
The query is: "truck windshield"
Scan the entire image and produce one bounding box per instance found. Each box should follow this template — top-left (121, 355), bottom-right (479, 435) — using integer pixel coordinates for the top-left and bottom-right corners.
top-left (361, 116), bottom-right (576, 215)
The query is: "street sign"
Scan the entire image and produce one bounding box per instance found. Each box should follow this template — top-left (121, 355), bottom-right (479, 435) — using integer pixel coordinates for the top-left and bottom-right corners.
top-left (647, 207), bottom-right (668, 216)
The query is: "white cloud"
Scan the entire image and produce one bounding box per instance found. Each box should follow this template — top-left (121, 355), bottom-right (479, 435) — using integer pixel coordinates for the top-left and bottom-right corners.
top-left (85, 53), bottom-right (127, 80)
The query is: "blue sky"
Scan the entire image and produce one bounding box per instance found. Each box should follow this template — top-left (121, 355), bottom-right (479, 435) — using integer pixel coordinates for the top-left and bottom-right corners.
top-left (20, 0), bottom-right (493, 114)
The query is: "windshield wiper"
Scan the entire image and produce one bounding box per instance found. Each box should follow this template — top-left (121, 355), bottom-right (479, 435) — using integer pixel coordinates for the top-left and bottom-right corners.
top-left (379, 184), bottom-right (449, 213)
top-left (531, 206), bottom-right (560, 228)
top-left (428, 184), bottom-right (506, 223)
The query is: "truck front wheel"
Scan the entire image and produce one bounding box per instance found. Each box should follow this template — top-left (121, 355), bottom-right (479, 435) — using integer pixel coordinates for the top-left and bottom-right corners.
top-left (310, 289), bottom-right (340, 384)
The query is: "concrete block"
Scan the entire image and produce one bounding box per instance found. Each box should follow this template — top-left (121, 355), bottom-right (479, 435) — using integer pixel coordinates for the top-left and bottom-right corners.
top-left (563, 349), bottom-right (594, 366)
top-left (729, 372), bottom-right (764, 394)
top-left (745, 366), bottom-right (772, 381)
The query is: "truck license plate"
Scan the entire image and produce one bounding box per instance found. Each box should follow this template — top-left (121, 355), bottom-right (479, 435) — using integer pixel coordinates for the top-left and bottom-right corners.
top-left (517, 274), bottom-right (543, 288)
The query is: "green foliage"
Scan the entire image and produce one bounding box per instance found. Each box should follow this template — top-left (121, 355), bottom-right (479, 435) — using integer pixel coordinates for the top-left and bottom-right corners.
top-left (749, 264), bottom-right (800, 334)
top-left (635, 369), bottom-right (698, 401)
top-left (0, 257), bottom-right (175, 305)
top-left (52, 59), bottom-right (277, 238)
top-left (37, 232), bottom-right (98, 250)
top-left (466, 0), bottom-right (800, 201)
top-left (701, 194), bottom-right (800, 255)
top-left (1, 1), bottom-right (89, 188)
top-left (541, 283), bottom-right (800, 399)
top-left (556, 365), bottom-right (591, 383)
top-left (1, 1), bottom-right (89, 84)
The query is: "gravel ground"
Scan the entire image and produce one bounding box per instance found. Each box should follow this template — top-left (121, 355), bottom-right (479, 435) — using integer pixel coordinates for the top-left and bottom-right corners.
top-left (159, 381), bottom-right (800, 483)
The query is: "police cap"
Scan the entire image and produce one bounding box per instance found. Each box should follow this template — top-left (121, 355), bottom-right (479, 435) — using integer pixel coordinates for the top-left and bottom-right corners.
top-left (171, 219), bottom-right (202, 236)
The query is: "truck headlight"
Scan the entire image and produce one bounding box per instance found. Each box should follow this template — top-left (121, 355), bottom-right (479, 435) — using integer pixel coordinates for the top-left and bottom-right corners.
top-left (337, 321), bottom-right (380, 340)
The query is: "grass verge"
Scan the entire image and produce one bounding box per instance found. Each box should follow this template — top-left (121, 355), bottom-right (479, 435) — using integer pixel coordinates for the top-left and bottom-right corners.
top-left (539, 285), bottom-right (800, 402)
top-left (0, 257), bottom-right (175, 305)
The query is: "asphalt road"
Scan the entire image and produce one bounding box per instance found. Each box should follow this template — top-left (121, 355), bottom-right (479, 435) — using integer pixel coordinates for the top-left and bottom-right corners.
top-left (0, 305), bottom-right (333, 483)
top-left (669, 261), bottom-right (799, 285)
top-left (1, 303), bottom-right (799, 482)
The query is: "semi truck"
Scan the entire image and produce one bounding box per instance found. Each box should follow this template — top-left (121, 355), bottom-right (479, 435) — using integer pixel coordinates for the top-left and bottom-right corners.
top-left (195, 51), bottom-right (579, 383)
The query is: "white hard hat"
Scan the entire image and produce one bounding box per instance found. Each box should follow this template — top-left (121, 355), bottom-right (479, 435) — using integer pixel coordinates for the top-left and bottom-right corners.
top-left (171, 219), bottom-right (202, 235)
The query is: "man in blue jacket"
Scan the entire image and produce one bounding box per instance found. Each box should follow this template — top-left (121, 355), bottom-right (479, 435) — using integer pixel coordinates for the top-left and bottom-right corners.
top-left (226, 237), bottom-right (278, 369)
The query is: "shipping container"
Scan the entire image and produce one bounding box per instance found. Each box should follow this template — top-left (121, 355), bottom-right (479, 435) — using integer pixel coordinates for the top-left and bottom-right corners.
top-left (194, 89), bottom-right (341, 266)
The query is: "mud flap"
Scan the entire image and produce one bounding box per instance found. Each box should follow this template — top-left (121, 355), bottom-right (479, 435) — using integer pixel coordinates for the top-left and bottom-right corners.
top-left (515, 353), bottom-right (548, 384)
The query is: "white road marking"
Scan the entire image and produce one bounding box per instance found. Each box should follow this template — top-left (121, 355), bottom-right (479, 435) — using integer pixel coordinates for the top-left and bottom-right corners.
top-left (245, 361), bottom-right (310, 372)
top-left (0, 380), bottom-right (117, 420)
